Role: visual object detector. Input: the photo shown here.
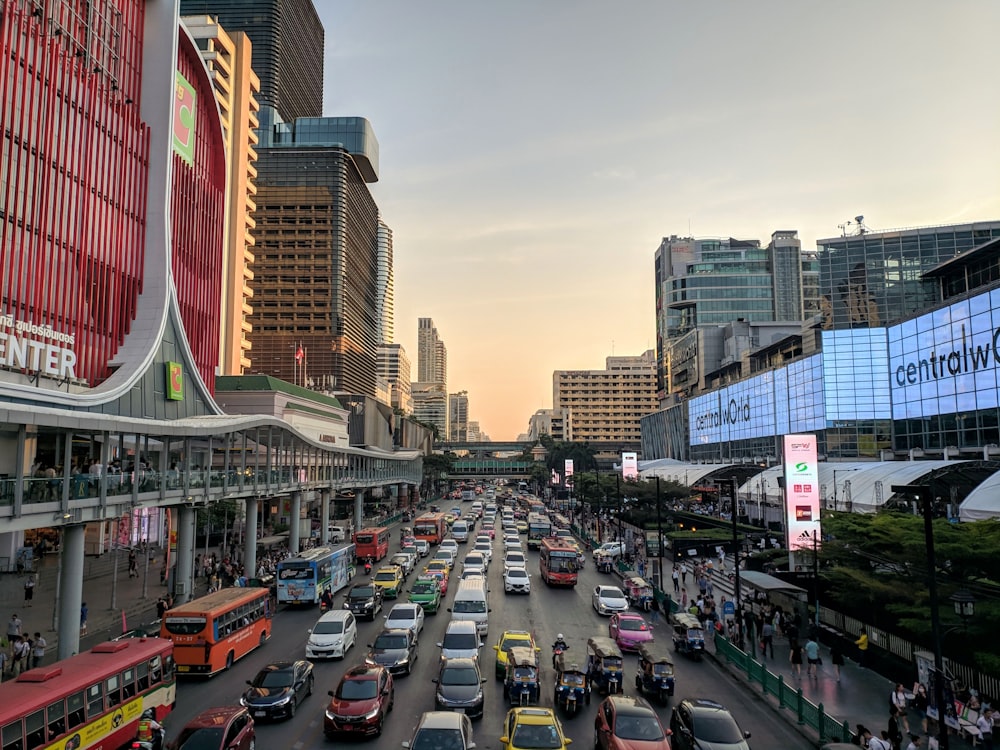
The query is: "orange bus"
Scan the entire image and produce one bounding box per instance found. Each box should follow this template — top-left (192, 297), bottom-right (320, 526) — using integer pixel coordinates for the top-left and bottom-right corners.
top-left (413, 512), bottom-right (447, 545)
top-left (0, 637), bottom-right (175, 750)
top-left (353, 526), bottom-right (390, 563)
top-left (160, 587), bottom-right (272, 676)
top-left (539, 537), bottom-right (580, 587)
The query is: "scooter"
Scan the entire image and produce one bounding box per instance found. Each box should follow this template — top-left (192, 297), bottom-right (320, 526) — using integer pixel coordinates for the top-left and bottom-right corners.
top-left (129, 709), bottom-right (165, 750)
top-left (552, 643), bottom-right (569, 669)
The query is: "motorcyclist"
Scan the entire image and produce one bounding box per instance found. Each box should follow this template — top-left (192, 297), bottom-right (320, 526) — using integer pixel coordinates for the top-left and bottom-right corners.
top-left (552, 634), bottom-right (570, 668)
top-left (320, 588), bottom-right (334, 612)
top-left (135, 709), bottom-right (164, 750)
top-left (364, 556), bottom-right (373, 575)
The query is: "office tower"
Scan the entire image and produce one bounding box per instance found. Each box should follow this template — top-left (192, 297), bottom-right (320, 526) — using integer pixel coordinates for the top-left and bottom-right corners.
top-left (378, 343), bottom-right (413, 414)
top-left (377, 221), bottom-right (395, 346)
top-left (769, 230), bottom-right (804, 322)
top-left (411, 382), bottom-right (447, 438)
top-left (448, 391), bottom-right (469, 441)
top-left (467, 421), bottom-right (482, 442)
top-left (182, 16), bottom-right (260, 376)
top-left (179, 0), bottom-right (323, 122)
top-left (527, 409), bottom-right (570, 442)
top-left (417, 318), bottom-right (447, 385)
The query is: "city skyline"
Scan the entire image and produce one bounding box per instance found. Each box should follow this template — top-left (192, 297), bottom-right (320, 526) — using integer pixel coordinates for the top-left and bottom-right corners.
top-left (318, 1), bottom-right (999, 440)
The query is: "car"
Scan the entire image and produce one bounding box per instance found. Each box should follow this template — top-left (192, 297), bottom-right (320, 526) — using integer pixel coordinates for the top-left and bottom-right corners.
top-left (385, 602), bottom-right (425, 635)
top-left (433, 549), bottom-right (457, 571)
top-left (402, 711), bottom-right (477, 750)
top-left (414, 539), bottom-right (430, 557)
top-left (425, 558), bottom-right (451, 577)
top-left (593, 585), bottom-right (629, 616)
top-left (463, 552), bottom-right (488, 572)
top-left (410, 575), bottom-right (444, 613)
top-left (324, 663), bottom-right (394, 738)
top-left (594, 542), bottom-right (625, 560)
top-left (473, 541), bottom-right (493, 564)
top-left (669, 698), bottom-right (751, 750)
top-left (345, 583), bottom-right (384, 620)
top-left (367, 627), bottom-right (419, 675)
top-left (373, 566), bottom-right (405, 598)
top-left (481, 524), bottom-right (496, 539)
top-left (240, 660), bottom-right (314, 721)
top-left (438, 619), bottom-right (483, 660)
top-left (504, 566), bottom-right (531, 594)
top-left (167, 706), bottom-right (255, 750)
top-left (440, 538), bottom-right (460, 556)
top-left (463, 563), bottom-right (486, 579)
top-left (609, 612), bottom-right (654, 652)
top-left (391, 552), bottom-right (416, 576)
top-left (595, 695), bottom-right (672, 750)
top-left (306, 610), bottom-right (358, 659)
top-left (493, 630), bottom-right (539, 678)
top-left (422, 567), bottom-right (451, 594)
top-left (328, 526), bottom-right (347, 543)
top-left (433, 656), bottom-right (487, 719)
top-left (516, 521), bottom-right (529, 534)
top-left (503, 550), bottom-right (527, 574)
top-left (500, 706), bottom-right (572, 750)
top-left (503, 535), bottom-right (522, 552)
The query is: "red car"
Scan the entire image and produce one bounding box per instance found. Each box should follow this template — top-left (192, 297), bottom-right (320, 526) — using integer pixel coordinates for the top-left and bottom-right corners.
top-left (609, 613), bottom-right (655, 652)
top-left (422, 567), bottom-right (450, 593)
top-left (167, 706), bottom-right (256, 750)
top-left (595, 695), bottom-right (672, 750)
top-left (324, 664), bottom-right (395, 738)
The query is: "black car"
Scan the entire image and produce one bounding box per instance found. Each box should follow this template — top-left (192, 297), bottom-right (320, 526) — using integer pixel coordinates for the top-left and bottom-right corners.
top-left (669, 698), bottom-right (751, 750)
top-left (346, 583), bottom-right (385, 621)
top-left (241, 660), bottom-right (314, 721)
top-left (366, 628), bottom-right (419, 675)
top-left (433, 657), bottom-right (486, 719)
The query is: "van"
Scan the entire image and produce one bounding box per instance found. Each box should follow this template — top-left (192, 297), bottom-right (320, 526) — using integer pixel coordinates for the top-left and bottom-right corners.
top-left (328, 526), bottom-right (346, 543)
top-left (436, 618), bottom-right (483, 660)
top-left (448, 578), bottom-right (491, 636)
top-left (451, 520), bottom-right (470, 543)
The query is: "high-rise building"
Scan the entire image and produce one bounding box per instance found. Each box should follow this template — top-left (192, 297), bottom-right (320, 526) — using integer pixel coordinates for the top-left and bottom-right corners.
top-left (552, 352), bottom-right (658, 446)
top-left (448, 391), bottom-right (469, 441)
top-left (527, 409), bottom-right (570, 442)
top-left (377, 221), bottom-right (395, 346)
top-left (182, 16), bottom-right (260, 376)
top-left (178, 0), bottom-right (324, 123)
top-left (417, 318), bottom-right (447, 385)
top-left (249, 117), bottom-right (382, 396)
top-left (467, 421), bottom-right (482, 442)
top-left (411, 381), bottom-right (447, 438)
top-left (378, 343), bottom-right (412, 414)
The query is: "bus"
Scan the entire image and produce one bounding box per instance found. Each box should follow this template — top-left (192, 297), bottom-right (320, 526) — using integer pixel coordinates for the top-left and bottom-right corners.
top-left (160, 587), bottom-right (272, 676)
top-left (539, 537), bottom-right (580, 587)
top-left (277, 544), bottom-right (356, 605)
top-left (0, 637), bottom-right (175, 750)
top-left (527, 512), bottom-right (551, 550)
top-left (353, 526), bottom-right (390, 563)
top-left (551, 513), bottom-right (571, 530)
top-left (413, 512), bottom-right (447, 546)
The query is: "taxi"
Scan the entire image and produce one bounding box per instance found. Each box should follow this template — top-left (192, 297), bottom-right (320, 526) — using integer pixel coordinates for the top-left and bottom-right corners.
top-left (516, 521), bottom-right (528, 534)
top-left (493, 629), bottom-right (540, 679)
top-left (372, 566), bottom-right (404, 599)
top-left (421, 566), bottom-right (450, 594)
top-left (499, 707), bottom-right (572, 750)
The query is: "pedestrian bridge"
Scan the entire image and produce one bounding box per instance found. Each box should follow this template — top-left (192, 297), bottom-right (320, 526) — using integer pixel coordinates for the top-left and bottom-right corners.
top-left (442, 459), bottom-right (534, 479)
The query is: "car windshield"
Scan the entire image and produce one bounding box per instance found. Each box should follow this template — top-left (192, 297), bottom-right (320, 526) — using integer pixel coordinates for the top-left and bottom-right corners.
top-left (441, 667), bottom-right (480, 686)
top-left (374, 634), bottom-right (407, 650)
top-left (412, 582), bottom-right (437, 594)
top-left (375, 572), bottom-right (397, 582)
top-left (619, 619), bottom-right (647, 631)
top-left (512, 723), bottom-right (562, 749)
top-left (615, 715), bottom-right (664, 741)
top-left (336, 678), bottom-right (378, 700)
top-left (695, 713), bottom-right (746, 743)
top-left (602, 589), bottom-right (625, 600)
top-left (501, 636), bottom-right (530, 651)
top-left (561, 672), bottom-right (585, 685)
top-left (444, 633), bottom-right (477, 650)
top-left (350, 586), bottom-right (374, 598)
top-left (177, 727), bottom-right (225, 750)
top-left (507, 555), bottom-right (524, 564)
top-left (453, 600), bottom-right (486, 614)
top-left (254, 670), bottom-right (292, 688)
top-left (313, 621), bottom-right (344, 635)
top-left (412, 728), bottom-right (464, 750)
top-left (390, 607), bottom-right (418, 619)
top-left (508, 570), bottom-right (527, 580)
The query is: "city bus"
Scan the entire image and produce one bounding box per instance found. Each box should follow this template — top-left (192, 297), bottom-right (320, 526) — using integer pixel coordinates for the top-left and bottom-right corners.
top-left (527, 512), bottom-right (551, 550)
top-left (277, 543), bottom-right (356, 605)
top-left (0, 637), bottom-right (175, 750)
top-left (353, 526), bottom-right (390, 563)
top-left (160, 587), bottom-right (272, 675)
top-left (539, 537), bottom-right (580, 587)
top-left (551, 513), bottom-right (571, 530)
top-left (413, 512), bottom-right (447, 546)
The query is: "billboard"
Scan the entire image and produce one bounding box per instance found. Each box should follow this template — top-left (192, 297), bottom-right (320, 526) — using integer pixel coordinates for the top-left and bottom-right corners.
top-left (564, 459), bottom-right (574, 485)
top-left (783, 434), bottom-right (820, 551)
top-left (621, 452), bottom-right (638, 480)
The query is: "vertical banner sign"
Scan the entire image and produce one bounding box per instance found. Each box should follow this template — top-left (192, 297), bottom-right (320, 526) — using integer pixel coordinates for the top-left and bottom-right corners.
top-left (564, 459), bottom-right (574, 485)
top-left (173, 70), bottom-right (197, 166)
top-left (166, 361), bottom-right (184, 400)
top-left (550, 469), bottom-right (560, 486)
top-left (621, 452), bottom-right (638, 480)
top-left (783, 434), bottom-right (820, 550)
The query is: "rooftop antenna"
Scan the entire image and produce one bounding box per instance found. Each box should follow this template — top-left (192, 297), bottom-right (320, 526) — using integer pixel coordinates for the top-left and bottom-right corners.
top-left (838, 215), bottom-right (867, 237)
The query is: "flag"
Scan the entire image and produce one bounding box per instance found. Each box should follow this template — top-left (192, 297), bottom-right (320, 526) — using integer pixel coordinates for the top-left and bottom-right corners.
top-left (294, 345), bottom-right (304, 362)
top-left (121, 609), bottom-right (127, 634)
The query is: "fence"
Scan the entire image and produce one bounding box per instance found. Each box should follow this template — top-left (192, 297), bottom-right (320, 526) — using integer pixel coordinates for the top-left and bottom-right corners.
top-left (714, 634), bottom-right (853, 743)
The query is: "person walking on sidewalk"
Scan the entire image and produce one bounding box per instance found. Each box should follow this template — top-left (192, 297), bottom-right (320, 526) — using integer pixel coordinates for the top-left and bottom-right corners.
top-left (128, 549), bottom-right (138, 578)
top-left (805, 636), bottom-right (821, 678)
top-left (891, 684), bottom-right (910, 733)
top-left (789, 640), bottom-right (803, 678)
top-left (976, 707), bottom-right (994, 750)
top-left (6, 614), bottom-right (21, 641)
top-left (31, 633), bottom-right (45, 669)
top-left (760, 620), bottom-right (774, 660)
top-left (830, 644), bottom-right (844, 682)
top-left (855, 629), bottom-right (869, 668)
top-left (886, 706), bottom-right (904, 750)
top-left (80, 602), bottom-right (88, 636)
top-left (23, 575), bottom-right (35, 607)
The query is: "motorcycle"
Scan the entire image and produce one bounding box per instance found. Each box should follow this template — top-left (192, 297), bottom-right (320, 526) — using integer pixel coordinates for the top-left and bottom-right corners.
top-left (552, 643), bottom-right (569, 669)
top-left (364, 558), bottom-right (373, 575)
top-left (129, 709), bottom-right (165, 750)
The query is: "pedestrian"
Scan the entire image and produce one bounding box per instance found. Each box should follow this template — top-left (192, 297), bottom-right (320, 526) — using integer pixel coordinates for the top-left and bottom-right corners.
top-left (805, 635), bottom-right (821, 678)
top-left (23, 575), bottom-right (35, 607)
top-left (887, 706), bottom-right (904, 750)
top-left (80, 602), bottom-right (88, 636)
top-left (650, 596), bottom-right (660, 625)
top-left (671, 566), bottom-right (680, 593)
top-left (891, 684), bottom-right (910, 732)
top-left (761, 620), bottom-right (774, 659)
top-left (855, 629), bottom-right (869, 669)
top-left (905, 732), bottom-right (922, 750)
top-left (6, 614), bottom-right (21, 640)
top-left (681, 589), bottom-right (688, 610)
top-left (10, 636), bottom-right (28, 677)
top-left (976, 708), bottom-right (994, 750)
top-left (155, 596), bottom-right (167, 620)
top-left (31, 632), bottom-right (45, 669)
top-left (830, 644), bottom-right (845, 682)
top-left (0, 647), bottom-right (7, 680)
top-left (789, 640), bottom-right (803, 678)
top-left (128, 549), bottom-right (138, 578)
top-left (911, 682), bottom-right (929, 733)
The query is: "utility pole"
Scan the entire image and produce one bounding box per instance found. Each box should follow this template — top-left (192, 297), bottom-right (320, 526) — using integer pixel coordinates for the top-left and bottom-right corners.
top-left (730, 476), bottom-right (741, 634)
top-left (655, 475), bottom-right (663, 590)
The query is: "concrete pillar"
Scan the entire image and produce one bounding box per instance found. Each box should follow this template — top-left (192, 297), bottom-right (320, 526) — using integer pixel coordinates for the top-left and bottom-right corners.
top-left (174, 505), bottom-right (196, 604)
top-left (320, 490), bottom-right (330, 546)
top-left (289, 491), bottom-right (302, 552)
top-left (398, 483), bottom-right (410, 510)
top-left (388, 484), bottom-right (399, 511)
top-left (354, 489), bottom-right (366, 533)
top-left (57, 524), bottom-right (85, 659)
top-left (244, 497), bottom-right (258, 578)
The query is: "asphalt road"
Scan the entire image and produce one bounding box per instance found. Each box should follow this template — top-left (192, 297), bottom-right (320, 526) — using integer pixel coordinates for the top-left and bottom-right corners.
top-left (165, 521), bottom-right (815, 749)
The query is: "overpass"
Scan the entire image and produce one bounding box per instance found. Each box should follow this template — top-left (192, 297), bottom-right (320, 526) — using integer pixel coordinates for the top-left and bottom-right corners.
top-left (438, 441), bottom-right (532, 454)
top-left (442, 459), bottom-right (533, 479)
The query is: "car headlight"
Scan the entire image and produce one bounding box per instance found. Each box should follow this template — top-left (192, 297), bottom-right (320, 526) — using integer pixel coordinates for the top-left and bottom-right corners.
top-left (365, 657), bottom-right (377, 666)
top-left (363, 706), bottom-right (380, 720)
top-left (325, 710), bottom-right (336, 721)
top-left (239, 697), bottom-right (248, 706)
top-left (274, 695), bottom-right (291, 706)
top-left (396, 656), bottom-right (409, 665)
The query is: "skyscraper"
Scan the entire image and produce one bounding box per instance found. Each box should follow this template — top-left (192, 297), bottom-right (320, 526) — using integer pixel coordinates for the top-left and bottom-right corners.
top-left (417, 318), bottom-right (447, 385)
top-left (378, 343), bottom-right (412, 414)
top-left (178, 0), bottom-right (324, 122)
top-left (448, 391), bottom-right (469, 441)
top-left (377, 221), bottom-right (395, 346)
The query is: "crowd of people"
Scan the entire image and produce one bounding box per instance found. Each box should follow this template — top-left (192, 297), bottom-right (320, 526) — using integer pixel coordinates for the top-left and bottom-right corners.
top-left (2, 612), bottom-right (46, 679)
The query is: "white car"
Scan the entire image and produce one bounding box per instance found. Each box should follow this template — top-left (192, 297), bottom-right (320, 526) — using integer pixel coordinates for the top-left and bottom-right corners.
top-left (440, 539), bottom-right (460, 556)
top-left (472, 542), bottom-right (493, 565)
top-left (503, 535), bottom-right (522, 552)
top-left (384, 602), bottom-right (425, 635)
top-left (432, 549), bottom-right (456, 571)
top-left (414, 539), bottom-right (430, 557)
top-left (592, 585), bottom-right (629, 616)
top-left (390, 552), bottom-right (416, 576)
top-left (462, 564), bottom-right (486, 580)
top-left (463, 552), bottom-right (487, 572)
top-left (593, 541), bottom-right (624, 560)
top-left (503, 551), bottom-right (527, 574)
top-left (503, 566), bottom-right (531, 594)
top-left (306, 610), bottom-right (357, 659)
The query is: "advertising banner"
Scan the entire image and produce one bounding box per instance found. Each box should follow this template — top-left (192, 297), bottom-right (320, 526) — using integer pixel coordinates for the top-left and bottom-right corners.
top-left (782, 434), bottom-right (820, 550)
top-left (564, 459), bottom-right (574, 485)
top-left (621, 452), bottom-right (638, 480)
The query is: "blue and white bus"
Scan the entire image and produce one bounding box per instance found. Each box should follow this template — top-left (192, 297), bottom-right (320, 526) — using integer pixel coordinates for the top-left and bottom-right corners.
top-left (276, 544), bottom-right (356, 605)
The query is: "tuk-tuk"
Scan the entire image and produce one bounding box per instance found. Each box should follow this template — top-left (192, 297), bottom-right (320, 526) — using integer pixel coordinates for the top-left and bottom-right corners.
top-left (596, 554), bottom-right (615, 574)
top-left (586, 636), bottom-right (624, 695)
top-left (553, 653), bottom-right (590, 716)
top-left (671, 612), bottom-right (706, 659)
top-left (504, 646), bottom-right (541, 706)
top-left (623, 575), bottom-right (655, 611)
top-left (635, 642), bottom-right (675, 705)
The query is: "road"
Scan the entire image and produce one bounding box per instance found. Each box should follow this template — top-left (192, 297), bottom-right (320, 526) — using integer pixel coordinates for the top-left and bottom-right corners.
top-left (165, 519), bottom-right (814, 749)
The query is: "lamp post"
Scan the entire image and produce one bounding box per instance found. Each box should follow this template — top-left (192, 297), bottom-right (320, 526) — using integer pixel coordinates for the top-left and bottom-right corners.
top-left (615, 473), bottom-right (623, 548)
top-left (655, 475), bottom-right (664, 590)
top-left (729, 476), bottom-right (741, 627)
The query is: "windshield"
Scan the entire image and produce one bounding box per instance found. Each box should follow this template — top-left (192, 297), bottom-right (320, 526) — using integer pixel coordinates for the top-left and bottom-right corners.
top-left (390, 607), bottom-right (418, 620)
top-left (336, 679), bottom-right (377, 700)
top-left (441, 667), bottom-right (480, 686)
top-left (695, 713), bottom-right (746, 743)
top-left (508, 570), bottom-right (527, 580)
top-left (412, 582), bottom-right (437, 594)
top-left (511, 723), bottom-right (562, 749)
top-left (501, 637), bottom-right (530, 651)
top-left (177, 727), bottom-right (224, 750)
top-left (254, 671), bottom-right (292, 688)
top-left (602, 589), bottom-right (625, 601)
top-left (412, 729), bottom-right (463, 750)
top-left (561, 672), bottom-right (585, 685)
top-left (614, 716), bottom-right (664, 741)
top-left (374, 572), bottom-right (398, 583)
top-left (163, 617), bottom-right (206, 636)
top-left (350, 586), bottom-right (374, 598)
top-left (653, 663), bottom-right (673, 676)
top-left (374, 635), bottom-right (407, 650)
top-left (444, 633), bottom-right (477, 650)
top-left (452, 600), bottom-right (486, 614)
top-left (619, 619), bottom-right (647, 632)
top-left (313, 621), bottom-right (344, 635)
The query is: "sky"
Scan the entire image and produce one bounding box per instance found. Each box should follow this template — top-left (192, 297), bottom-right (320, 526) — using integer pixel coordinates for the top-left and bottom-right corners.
top-left (316, 1), bottom-right (1000, 441)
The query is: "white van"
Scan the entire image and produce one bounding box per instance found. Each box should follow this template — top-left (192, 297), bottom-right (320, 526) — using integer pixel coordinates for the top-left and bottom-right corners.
top-left (451, 520), bottom-right (470, 543)
top-left (448, 578), bottom-right (491, 636)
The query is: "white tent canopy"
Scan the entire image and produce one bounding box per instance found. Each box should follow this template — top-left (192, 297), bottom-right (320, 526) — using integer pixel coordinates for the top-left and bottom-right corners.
top-left (959, 471), bottom-right (1000, 521)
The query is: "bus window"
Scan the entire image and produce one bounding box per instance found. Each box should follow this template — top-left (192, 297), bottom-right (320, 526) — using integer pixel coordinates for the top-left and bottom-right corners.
top-left (66, 691), bottom-right (85, 729)
top-left (2, 721), bottom-right (22, 750)
top-left (136, 662), bottom-right (149, 692)
top-left (24, 710), bottom-right (43, 750)
top-left (163, 617), bottom-right (205, 636)
top-left (122, 668), bottom-right (136, 700)
top-left (105, 675), bottom-right (121, 708)
top-left (149, 656), bottom-right (162, 684)
top-left (46, 700), bottom-right (65, 740)
top-left (86, 684), bottom-right (104, 719)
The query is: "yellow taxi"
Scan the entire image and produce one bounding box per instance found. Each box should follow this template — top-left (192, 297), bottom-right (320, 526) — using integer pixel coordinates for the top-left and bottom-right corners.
top-left (499, 707), bottom-right (573, 750)
top-left (493, 629), bottom-right (540, 678)
top-left (516, 521), bottom-right (529, 534)
top-left (371, 565), bottom-right (404, 599)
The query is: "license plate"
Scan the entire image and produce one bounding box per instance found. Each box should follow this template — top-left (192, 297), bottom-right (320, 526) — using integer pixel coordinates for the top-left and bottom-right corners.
top-left (254, 711), bottom-right (266, 718)
top-left (177, 666), bottom-right (190, 672)
top-left (455, 708), bottom-right (465, 714)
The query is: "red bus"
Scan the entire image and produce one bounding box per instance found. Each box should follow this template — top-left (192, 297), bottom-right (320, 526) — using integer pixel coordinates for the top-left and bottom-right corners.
top-left (540, 537), bottom-right (580, 587)
top-left (160, 587), bottom-right (272, 676)
top-left (413, 512), bottom-right (447, 546)
top-left (353, 526), bottom-right (390, 563)
top-left (0, 637), bottom-right (175, 750)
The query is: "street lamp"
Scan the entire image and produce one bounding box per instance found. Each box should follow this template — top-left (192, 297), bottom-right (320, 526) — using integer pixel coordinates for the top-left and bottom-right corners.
top-left (950, 589), bottom-right (976, 621)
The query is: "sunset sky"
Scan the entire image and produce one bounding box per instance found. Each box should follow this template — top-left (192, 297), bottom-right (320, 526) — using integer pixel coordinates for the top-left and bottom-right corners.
top-left (317, 1), bottom-right (999, 440)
